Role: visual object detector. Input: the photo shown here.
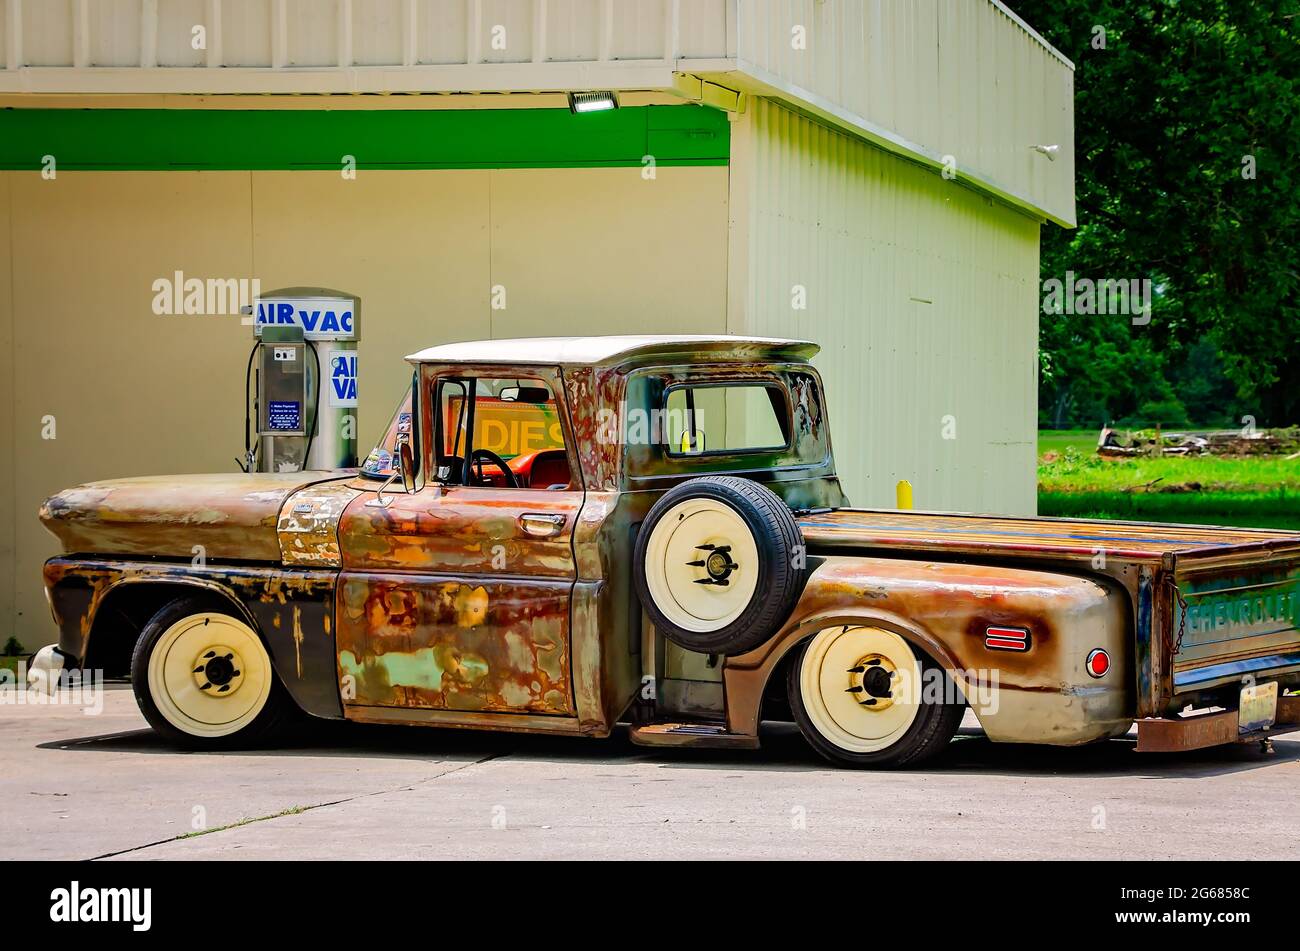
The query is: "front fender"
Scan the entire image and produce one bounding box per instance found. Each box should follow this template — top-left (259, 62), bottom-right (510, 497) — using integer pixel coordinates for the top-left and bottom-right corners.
top-left (43, 558), bottom-right (343, 720)
top-left (724, 555), bottom-right (1133, 746)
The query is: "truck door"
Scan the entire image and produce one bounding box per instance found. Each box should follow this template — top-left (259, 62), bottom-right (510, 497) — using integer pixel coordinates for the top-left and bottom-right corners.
top-left (337, 369), bottom-right (583, 717)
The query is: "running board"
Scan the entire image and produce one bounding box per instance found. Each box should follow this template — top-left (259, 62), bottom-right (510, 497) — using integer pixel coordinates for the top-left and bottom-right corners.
top-left (629, 721), bottom-right (759, 750)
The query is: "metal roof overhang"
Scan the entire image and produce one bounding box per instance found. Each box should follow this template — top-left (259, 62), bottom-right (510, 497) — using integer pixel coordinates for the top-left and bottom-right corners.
top-left (0, 59), bottom-right (1070, 227)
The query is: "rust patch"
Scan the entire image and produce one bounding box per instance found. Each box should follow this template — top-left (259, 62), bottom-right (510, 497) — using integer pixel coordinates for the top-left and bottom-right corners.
top-left (337, 573), bottom-right (574, 716)
top-left (278, 481), bottom-right (364, 567)
top-left (40, 472), bottom-right (343, 562)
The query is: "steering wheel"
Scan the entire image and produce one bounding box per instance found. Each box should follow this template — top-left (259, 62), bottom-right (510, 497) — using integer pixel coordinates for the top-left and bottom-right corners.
top-left (469, 448), bottom-right (518, 488)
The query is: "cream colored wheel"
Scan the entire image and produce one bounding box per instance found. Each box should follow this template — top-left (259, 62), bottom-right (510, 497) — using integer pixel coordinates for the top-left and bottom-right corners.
top-left (798, 626), bottom-right (923, 754)
top-left (635, 477), bottom-right (809, 655)
top-left (145, 612), bottom-right (273, 738)
top-left (643, 497), bottom-right (760, 634)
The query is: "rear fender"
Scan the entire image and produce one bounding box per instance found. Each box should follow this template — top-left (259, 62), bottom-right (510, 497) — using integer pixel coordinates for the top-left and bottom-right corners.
top-left (724, 555), bottom-right (1134, 746)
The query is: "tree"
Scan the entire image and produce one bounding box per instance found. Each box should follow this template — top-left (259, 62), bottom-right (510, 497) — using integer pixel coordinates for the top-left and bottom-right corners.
top-left (1010, 0), bottom-right (1300, 425)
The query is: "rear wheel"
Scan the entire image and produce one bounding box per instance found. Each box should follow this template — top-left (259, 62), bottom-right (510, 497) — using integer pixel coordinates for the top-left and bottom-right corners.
top-left (130, 597), bottom-right (293, 749)
top-left (788, 625), bottom-right (963, 769)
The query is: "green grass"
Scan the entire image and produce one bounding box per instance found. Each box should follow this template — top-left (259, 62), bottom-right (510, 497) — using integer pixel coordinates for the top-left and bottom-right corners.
top-left (1037, 429), bottom-right (1098, 457)
top-left (1038, 429), bottom-right (1300, 530)
top-left (1040, 453), bottom-right (1299, 493)
top-left (0, 655), bottom-right (24, 677)
top-left (1039, 489), bottom-right (1300, 530)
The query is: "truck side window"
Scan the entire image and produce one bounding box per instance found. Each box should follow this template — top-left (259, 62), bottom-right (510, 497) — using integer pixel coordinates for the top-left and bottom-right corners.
top-left (664, 383), bottom-right (790, 456)
top-left (436, 376), bottom-right (572, 489)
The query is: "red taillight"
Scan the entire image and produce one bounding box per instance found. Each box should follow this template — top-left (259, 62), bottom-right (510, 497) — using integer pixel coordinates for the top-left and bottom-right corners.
top-left (1086, 648), bottom-right (1110, 678)
top-left (985, 626), bottom-right (1030, 651)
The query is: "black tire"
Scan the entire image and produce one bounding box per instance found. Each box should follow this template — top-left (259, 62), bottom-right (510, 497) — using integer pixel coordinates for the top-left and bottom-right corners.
top-left (787, 636), bottom-right (964, 769)
top-left (130, 596), bottom-right (296, 750)
top-left (633, 476), bottom-right (809, 655)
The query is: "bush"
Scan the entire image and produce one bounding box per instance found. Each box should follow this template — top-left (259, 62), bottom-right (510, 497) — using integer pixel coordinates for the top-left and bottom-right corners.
top-left (1119, 398), bottom-right (1191, 429)
top-left (2, 636), bottom-right (23, 656)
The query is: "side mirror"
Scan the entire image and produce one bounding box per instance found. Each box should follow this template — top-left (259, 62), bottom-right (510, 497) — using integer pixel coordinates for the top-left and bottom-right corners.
top-left (399, 440), bottom-right (417, 494)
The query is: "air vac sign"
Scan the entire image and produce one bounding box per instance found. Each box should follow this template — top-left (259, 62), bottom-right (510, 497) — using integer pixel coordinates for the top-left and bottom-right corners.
top-left (254, 297), bottom-right (356, 340)
top-left (328, 349), bottom-right (358, 408)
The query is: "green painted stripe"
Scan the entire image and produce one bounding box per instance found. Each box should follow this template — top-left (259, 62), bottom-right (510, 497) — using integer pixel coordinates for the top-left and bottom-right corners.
top-left (0, 104), bottom-right (729, 171)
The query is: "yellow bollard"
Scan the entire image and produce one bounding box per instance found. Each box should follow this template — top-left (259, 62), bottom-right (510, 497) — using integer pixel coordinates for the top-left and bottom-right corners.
top-left (896, 479), bottom-right (914, 510)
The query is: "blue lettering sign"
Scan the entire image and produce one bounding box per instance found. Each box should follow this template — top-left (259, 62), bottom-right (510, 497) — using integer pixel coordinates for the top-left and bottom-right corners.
top-left (328, 351), bottom-right (358, 407)
top-left (254, 298), bottom-right (357, 340)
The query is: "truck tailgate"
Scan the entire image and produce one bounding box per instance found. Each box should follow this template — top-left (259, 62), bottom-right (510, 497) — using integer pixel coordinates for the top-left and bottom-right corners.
top-left (1170, 552), bottom-right (1300, 693)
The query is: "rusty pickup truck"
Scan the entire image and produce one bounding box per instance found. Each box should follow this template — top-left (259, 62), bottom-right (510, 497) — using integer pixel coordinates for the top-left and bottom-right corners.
top-left (34, 336), bottom-right (1300, 767)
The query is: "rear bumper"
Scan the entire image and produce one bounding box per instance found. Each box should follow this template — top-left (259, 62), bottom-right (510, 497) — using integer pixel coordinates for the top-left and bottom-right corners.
top-left (1174, 651), bottom-right (1300, 692)
top-left (1137, 693), bottom-right (1300, 752)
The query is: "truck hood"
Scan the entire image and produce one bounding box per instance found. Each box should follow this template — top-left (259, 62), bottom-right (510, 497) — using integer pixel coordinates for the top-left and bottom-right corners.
top-left (40, 473), bottom-right (347, 562)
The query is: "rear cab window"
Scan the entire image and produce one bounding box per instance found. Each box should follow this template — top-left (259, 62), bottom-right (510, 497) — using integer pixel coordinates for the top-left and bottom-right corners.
top-left (664, 383), bottom-right (791, 456)
top-left (621, 365), bottom-right (833, 486)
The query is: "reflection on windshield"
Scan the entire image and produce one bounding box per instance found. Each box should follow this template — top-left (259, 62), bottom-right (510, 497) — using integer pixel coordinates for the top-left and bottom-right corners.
top-left (360, 388), bottom-right (413, 479)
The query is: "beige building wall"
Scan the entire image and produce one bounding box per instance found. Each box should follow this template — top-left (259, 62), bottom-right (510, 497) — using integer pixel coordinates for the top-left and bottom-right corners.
top-left (727, 98), bottom-right (1041, 517)
top-left (3, 164), bottom-right (729, 649)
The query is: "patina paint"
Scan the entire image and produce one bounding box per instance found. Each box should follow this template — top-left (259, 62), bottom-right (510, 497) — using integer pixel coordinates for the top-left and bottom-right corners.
top-left (35, 336), bottom-right (1300, 754)
top-left (335, 364), bottom-right (582, 720)
top-left (800, 509), bottom-right (1300, 718)
top-left (40, 472), bottom-right (342, 562)
top-left (724, 556), bottom-right (1133, 746)
top-left (1169, 558), bottom-right (1300, 693)
top-left (278, 481), bottom-right (365, 567)
top-left (42, 558), bottom-right (342, 718)
top-left (621, 363), bottom-right (846, 512)
top-left (799, 509), bottom-right (1300, 561)
top-left (336, 573), bottom-right (573, 714)
top-left (562, 364), bottom-right (624, 492)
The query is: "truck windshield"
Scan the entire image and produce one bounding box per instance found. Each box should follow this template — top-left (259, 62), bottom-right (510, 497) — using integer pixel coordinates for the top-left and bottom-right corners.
top-left (359, 387), bottom-right (413, 480)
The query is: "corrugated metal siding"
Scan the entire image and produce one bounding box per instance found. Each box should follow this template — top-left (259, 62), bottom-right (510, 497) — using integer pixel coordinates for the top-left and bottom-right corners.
top-left (733, 0), bottom-right (1075, 226)
top-left (731, 98), bottom-right (1040, 516)
top-left (0, 0), bottom-right (727, 71)
top-left (0, 0), bottom-right (1071, 224)
top-left (222, 0), bottom-right (275, 66)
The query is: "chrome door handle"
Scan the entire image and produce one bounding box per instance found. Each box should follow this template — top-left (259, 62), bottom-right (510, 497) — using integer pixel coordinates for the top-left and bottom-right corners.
top-left (519, 513), bottom-right (567, 537)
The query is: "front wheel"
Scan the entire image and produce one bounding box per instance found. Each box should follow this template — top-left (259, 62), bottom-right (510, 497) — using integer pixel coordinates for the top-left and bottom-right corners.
top-left (788, 625), bottom-right (964, 769)
top-left (131, 598), bottom-right (294, 749)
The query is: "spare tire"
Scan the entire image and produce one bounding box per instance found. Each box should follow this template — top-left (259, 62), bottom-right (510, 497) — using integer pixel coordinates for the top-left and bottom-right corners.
top-left (633, 476), bottom-right (810, 655)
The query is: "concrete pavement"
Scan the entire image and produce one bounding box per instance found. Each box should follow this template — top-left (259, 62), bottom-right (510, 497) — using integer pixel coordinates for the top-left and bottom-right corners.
top-left (4, 684), bottom-right (1298, 860)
